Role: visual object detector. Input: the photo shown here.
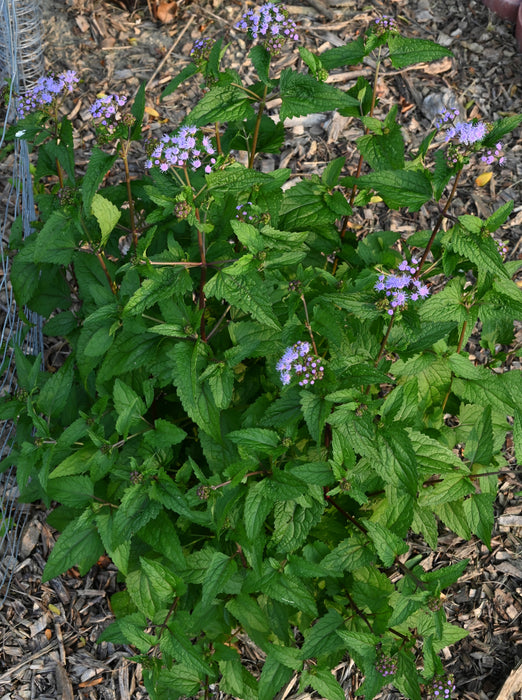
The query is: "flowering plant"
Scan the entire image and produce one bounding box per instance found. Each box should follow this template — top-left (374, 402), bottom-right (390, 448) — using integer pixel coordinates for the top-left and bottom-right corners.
top-left (2, 4), bottom-right (522, 699)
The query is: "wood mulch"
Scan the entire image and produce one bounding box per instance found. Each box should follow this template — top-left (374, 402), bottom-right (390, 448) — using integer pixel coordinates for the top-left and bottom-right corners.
top-left (1, 0), bottom-right (521, 698)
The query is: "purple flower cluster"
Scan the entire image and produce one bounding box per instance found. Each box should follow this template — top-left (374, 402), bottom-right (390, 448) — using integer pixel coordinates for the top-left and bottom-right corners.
top-left (481, 141), bottom-right (505, 165)
top-left (374, 258), bottom-right (430, 315)
top-left (429, 674), bottom-right (456, 699)
top-left (190, 37), bottom-right (214, 63)
top-left (276, 341), bottom-right (324, 387)
top-left (89, 94), bottom-right (128, 133)
top-left (174, 200), bottom-right (192, 219)
top-left (374, 16), bottom-right (399, 33)
top-left (375, 652), bottom-right (397, 677)
top-left (436, 108), bottom-right (488, 144)
top-left (145, 126), bottom-right (216, 174)
top-left (235, 201), bottom-right (267, 226)
top-left (235, 2), bottom-right (299, 55)
top-left (16, 70), bottom-right (79, 118)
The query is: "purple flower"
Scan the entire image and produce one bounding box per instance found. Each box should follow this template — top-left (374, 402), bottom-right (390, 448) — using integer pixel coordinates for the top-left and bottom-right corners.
top-left (276, 341), bottom-right (324, 387)
top-left (90, 94), bottom-right (128, 134)
top-left (374, 257), bottom-right (430, 314)
top-left (235, 2), bottom-right (299, 55)
top-left (145, 126), bottom-right (217, 174)
top-left (16, 70), bottom-right (79, 118)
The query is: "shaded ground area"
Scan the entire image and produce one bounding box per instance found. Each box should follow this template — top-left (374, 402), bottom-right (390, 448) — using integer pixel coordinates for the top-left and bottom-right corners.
top-left (0, 0), bottom-right (521, 697)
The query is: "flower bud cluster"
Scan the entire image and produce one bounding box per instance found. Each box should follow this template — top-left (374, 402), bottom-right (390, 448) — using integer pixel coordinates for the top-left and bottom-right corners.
top-left (190, 37), bottom-right (214, 64)
top-left (145, 126), bottom-right (216, 174)
top-left (373, 16), bottom-right (399, 33)
top-left (428, 674), bottom-right (456, 699)
top-left (235, 201), bottom-right (268, 226)
top-left (16, 70), bottom-right (79, 118)
top-left (481, 141), bottom-right (505, 166)
top-left (235, 2), bottom-right (299, 55)
top-left (374, 258), bottom-right (430, 315)
top-left (90, 94), bottom-right (128, 134)
top-left (276, 341), bottom-right (324, 387)
top-left (496, 239), bottom-right (508, 258)
top-left (375, 652), bottom-right (397, 677)
top-left (174, 200), bottom-right (192, 219)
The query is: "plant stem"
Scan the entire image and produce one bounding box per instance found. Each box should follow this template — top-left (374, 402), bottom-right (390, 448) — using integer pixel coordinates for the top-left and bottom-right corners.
top-left (300, 292), bottom-right (318, 355)
top-left (374, 313), bottom-right (395, 367)
top-left (194, 208), bottom-right (208, 341)
top-left (441, 319), bottom-right (468, 412)
top-left (206, 304), bottom-right (231, 341)
top-left (55, 158), bottom-right (65, 189)
top-left (120, 142), bottom-right (137, 249)
top-left (414, 169), bottom-right (463, 279)
top-left (324, 489), bottom-right (368, 536)
top-left (214, 122), bottom-right (222, 155)
top-left (248, 84), bottom-right (268, 169)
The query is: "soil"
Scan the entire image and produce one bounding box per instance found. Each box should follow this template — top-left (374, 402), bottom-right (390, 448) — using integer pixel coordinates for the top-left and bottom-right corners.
top-left (0, 0), bottom-right (521, 698)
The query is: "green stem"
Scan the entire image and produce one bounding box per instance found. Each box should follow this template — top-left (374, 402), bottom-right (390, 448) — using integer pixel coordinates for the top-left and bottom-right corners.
top-left (441, 319), bottom-right (468, 412)
top-left (214, 122), bottom-right (222, 155)
top-left (414, 169), bottom-right (463, 279)
top-left (300, 292), bottom-right (318, 355)
top-left (374, 313), bottom-right (395, 367)
top-left (248, 84), bottom-right (268, 169)
top-left (80, 220), bottom-right (117, 294)
top-left (120, 143), bottom-right (137, 249)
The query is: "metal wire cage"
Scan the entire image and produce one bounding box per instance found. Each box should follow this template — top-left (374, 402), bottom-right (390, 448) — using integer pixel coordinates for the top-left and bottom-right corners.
top-left (0, 0), bottom-right (44, 607)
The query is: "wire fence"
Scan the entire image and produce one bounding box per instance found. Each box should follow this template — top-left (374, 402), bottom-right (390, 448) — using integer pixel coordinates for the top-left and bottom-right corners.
top-left (0, 0), bottom-right (44, 607)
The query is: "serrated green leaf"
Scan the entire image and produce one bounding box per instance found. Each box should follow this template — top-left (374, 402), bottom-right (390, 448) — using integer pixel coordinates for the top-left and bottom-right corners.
top-left (170, 341), bottom-right (222, 442)
top-left (301, 609), bottom-right (345, 659)
top-left (300, 391), bottom-right (333, 444)
top-left (244, 482), bottom-right (273, 541)
top-left (302, 668), bottom-right (345, 700)
top-left (33, 210), bottom-right (79, 265)
top-left (161, 62), bottom-right (198, 100)
top-left (387, 35), bottom-right (452, 68)
top-left (279, 68), bottom-right (358, 121)
top-left (82, 147), bottom-right (118, 214)
top-left (463, 493), bottom-right (495, 547)
top-left (91, 193), bottom-right (121, 248)
top-left (187, 84), bottom-right (255, 126)
top-left (42, 508), bottom-right (104, 581)
top-left (364, 519), bottom-right (409, 567)
top-left (258, 653), bottom-right (293, 700)
top-left (113, 378), bottom-right (146, 438)
top-left (127, 557), bottom-right (184, 619)
top-left (347, 169), bottom-right (432, 212)
top-left (201, 552), bottom-right (236, 605)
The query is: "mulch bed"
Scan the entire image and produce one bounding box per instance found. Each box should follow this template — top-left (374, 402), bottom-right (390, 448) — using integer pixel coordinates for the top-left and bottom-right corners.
top-left (1, 0), bottom-right (521, 697)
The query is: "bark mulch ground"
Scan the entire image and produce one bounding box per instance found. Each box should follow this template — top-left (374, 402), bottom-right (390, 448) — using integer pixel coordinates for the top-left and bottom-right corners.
top-left (1, 0), bottom-right (521, 698)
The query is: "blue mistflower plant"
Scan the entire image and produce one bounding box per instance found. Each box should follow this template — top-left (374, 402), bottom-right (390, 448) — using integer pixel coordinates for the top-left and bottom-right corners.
top-left (276, 341), bottom-right (325, 386)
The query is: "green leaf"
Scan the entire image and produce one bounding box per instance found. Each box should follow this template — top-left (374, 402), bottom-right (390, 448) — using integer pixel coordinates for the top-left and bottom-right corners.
top-left (387, 35), bottom-right (452, 68)
top-left (82, 147), bottom-right (118, 214)
top-left (466, 405), bottom-right (493, 467)
top-left (319, 35), bottom-right (367, 70)
top-left (336, 630), bottom-right (379, 670)
top-left (42, 508), bottom-right (105, 581)
top-left (320, 534), bottom-right (375, 574)
top-left (357, 106), bottom-right (405, 170)
top-left (463, 493), bottom-right (495, 547)
top-left (161, 62), bottom-right (198, 100)
top-left (260, 571), bottom-right (318, 617)
top-left (244, 482), bottom-right (273, 541)
top-left (46, 475), bottom-right (93, 508)
top-left (301, 609), bottom-right (345, 659)
top-left (249, 45), bottom-right (273, 86)
top-left (130, 81), bottom-right (146, 140)
top-left (364, 520), bottom-right (409, 567)
top-left (302, 668), bottom-right (345, 700)
top-left (206, 165), bottom-right (291, 194)
top-left (271, 498), bottom-right (324, 554)
top-left (127, 557), bottom-right (184, 619)
top-left (187, 84), bottom-right (255, 126)
top-left (420, 277), bottom-right (473, 324)
top-left (258, 653), bottom-right (293, 700)
top-left (112, 484), bottom-right (161, 547)
top-left (113, 378), bottom-right (146, 438)
top-left (170, 341), bottom-right (222, 442)
top-left (346, 169), bottom-right (432, 212)
top-left (162, 620), bottom-right (215, 678)
top-left (227, 428), bottom-right (280, 453)
top-left (514, 408), bottom-right (522, 467)
top-left (91, 193), bottom-right (121, 248)
top-left (407, 429), bottom-right (464, 475)
top-left (37, 357), bottom-right (74, 417)
top-left (299, 392), bottom-right (333, 444)
top-left (484, 200), bottom-right (514, 233)
top-left (443, 221), bottom-right (507, 277)
top-left (33, 210), bottom-right (80, 265)
top-left (204, 264), bottom-right (281, 331)
top-left (376, 427), bottom-right (418, 496)
top-left (201, 552), bottom-right (236, 605)
top-left (279, 68), bottom-right (359, 121)
top-left (226, 594), bottom-right (272, 651)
